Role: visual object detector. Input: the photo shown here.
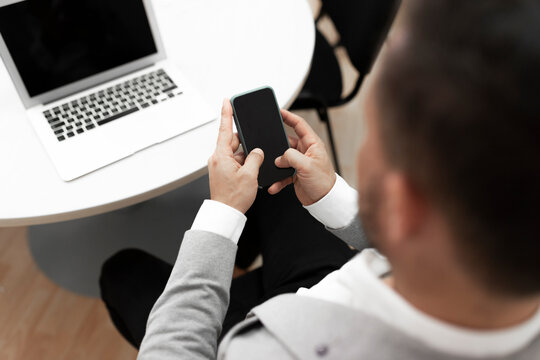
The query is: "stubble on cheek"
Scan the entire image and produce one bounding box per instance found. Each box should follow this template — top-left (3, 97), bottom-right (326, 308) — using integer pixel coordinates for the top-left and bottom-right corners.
top-left (358, 175), bottom-right (385, 252)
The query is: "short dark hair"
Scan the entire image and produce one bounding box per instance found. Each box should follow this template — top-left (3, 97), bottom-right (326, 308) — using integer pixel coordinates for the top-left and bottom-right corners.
top-left (376, 0), bottom-right (540, 296)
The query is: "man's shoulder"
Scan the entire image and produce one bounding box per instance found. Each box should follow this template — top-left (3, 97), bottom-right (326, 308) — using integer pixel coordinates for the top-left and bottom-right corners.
top-left (218, 294), bottom-right (540, 360)
top-left (219, 294), bottom-right (421, 360)
top-left (221, 294), bottom-right (418, 360)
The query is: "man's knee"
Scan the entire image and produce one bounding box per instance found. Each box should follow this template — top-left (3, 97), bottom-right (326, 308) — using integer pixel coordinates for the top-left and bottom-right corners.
top-left (99, 248), bottom-right (148, 298)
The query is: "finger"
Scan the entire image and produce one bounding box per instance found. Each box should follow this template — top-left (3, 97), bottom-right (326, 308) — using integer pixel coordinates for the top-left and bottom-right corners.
top-left (288, 135), bottom-right (299, 149)
top-left (241, 148), bottom-right (264, 177)
top-left (280, 148), bottom-right (309, 170)
top-left (268, 177), bottom-right (294, 195)
top-left (231, 133), bottom-right (241, 153)
top-left (281, 109), bottom-right (319, 144)
top-left (217, 99), bottom-right (234, 151)
top-left (275, 155), bottom-right (291, 168)
top-left (234, 152), bottom-right (246, 165)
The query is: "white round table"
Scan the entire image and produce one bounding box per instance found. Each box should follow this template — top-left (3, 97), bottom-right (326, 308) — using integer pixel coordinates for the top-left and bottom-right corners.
top-left (0, 0), bottom-right (315, 227)
top-left (0, 0), bottom-right (315, 296)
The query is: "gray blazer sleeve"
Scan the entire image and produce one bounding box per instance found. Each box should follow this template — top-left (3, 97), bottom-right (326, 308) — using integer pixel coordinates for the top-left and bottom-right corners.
top-left (327, 217), bottom-right (370, 251)
top-left (138, 230), bottom-right (237, 360)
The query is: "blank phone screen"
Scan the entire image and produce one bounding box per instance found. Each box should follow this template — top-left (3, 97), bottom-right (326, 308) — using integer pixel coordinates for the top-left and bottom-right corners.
top-left (232, 87), bottom-right (295, 188)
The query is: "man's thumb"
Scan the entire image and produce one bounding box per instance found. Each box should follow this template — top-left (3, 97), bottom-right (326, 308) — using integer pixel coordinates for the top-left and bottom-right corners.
top-left (282, 148), bottom-right (307, 170)
top-left (243, 148), bottom-right (264, 175)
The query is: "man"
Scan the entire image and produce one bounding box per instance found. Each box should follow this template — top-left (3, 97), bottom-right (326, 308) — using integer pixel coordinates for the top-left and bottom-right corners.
top-left (100, 0), bottom-right (540, 358)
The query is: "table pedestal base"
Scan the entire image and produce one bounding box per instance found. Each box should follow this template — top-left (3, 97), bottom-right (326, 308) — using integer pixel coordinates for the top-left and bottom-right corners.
top-left (28, 176), bottom-right (210, 298)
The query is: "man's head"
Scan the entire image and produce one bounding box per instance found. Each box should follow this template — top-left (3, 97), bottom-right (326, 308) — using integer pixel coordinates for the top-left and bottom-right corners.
top-left (357, 0), bottom-right (540, 298)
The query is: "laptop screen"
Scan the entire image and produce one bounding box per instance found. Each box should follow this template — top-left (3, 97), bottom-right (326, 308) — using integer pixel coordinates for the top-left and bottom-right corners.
top-left (0, 0), bottom-right (158, 97)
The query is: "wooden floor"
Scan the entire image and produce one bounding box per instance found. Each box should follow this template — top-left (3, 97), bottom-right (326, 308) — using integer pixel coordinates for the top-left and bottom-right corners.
top-left (0, 1), bottom-right (375, 358)
top-left (0, 227), bottom-right (137, 360)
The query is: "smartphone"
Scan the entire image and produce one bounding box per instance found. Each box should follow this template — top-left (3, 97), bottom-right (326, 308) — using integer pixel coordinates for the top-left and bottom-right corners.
top-left (231, 86), bottom-right (295, 188)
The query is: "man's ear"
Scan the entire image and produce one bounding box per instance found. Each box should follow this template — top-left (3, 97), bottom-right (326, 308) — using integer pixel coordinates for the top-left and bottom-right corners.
top-left (383, 172), bottom-right (426, 245)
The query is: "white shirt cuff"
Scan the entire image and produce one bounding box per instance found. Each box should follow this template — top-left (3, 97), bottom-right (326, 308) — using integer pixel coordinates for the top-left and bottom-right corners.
top-left (304, 174), bottom-right (359, 229)
top-left (191, 200), bottom-right (247, 244)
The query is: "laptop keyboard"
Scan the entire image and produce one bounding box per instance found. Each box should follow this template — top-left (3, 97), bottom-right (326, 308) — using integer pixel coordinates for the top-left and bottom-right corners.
top-left (42, 69), bottom-right (183, 142)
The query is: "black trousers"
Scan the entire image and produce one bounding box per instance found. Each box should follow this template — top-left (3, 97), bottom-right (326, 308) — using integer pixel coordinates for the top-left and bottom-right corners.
top-left (99, 185), bottom-right (358, 348)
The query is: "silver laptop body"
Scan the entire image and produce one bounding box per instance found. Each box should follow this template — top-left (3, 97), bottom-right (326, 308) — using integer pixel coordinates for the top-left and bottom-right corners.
top-left (0, 0), bottom-right (214, 181)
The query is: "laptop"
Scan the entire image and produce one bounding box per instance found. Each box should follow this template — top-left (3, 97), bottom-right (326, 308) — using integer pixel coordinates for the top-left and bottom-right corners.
top-left (0, 0), bottom-right (215, 181)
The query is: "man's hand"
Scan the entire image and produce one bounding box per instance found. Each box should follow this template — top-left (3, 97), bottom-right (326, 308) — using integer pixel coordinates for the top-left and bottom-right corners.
top-left (268, 110), bottom-right (336, 206)
top-left (208, 99), bottom-right (264, 214)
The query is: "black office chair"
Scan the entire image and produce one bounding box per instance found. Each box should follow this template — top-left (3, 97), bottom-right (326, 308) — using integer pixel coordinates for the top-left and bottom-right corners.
top-left (291, 0), bottom-right (400, 174)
